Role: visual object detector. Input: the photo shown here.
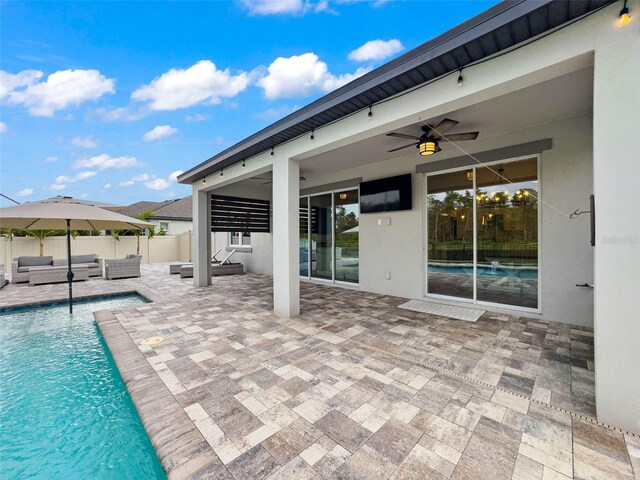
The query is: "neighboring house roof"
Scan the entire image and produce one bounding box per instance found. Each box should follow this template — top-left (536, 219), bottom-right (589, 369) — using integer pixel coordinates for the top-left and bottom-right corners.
top-left (178, 0), bottom-right (612, 185)
top-left (115, 197), bottom-right (193, 221)
top-left (150, 196), bottom-right (192, 221)
top-left (115, 201), bottom-right (167, 218)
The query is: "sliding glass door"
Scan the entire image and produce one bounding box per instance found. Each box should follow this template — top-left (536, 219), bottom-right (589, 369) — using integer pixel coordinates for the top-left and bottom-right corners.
top-left (426, 157), bottom-right (539, 310)
top-left (475, 158), bottom-right (538, 308)
top-left (300, 189), bottom-right (359, 285)
top-left (334, 190), bottom-right (359, 283)
top-left (310, 194), bottom-right (333, 280)
top-left (427, 169), bottom-right (474, 299)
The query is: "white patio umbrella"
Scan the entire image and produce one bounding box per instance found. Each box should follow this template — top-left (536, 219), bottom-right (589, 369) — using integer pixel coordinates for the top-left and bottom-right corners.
top-left (0, 197), bottom-right (153, 313)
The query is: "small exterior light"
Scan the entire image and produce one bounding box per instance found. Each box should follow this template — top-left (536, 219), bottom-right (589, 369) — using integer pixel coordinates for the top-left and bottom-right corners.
top-left (339, 193), bottom-right (347, 200)
top-left (457, 69), bottom-right (463, 86)
top-left (242, 160), bottom-right (246, 168)
top-left (220, 169), bottom-right (223, 177)
top-left (619, 0), bottom-right (631, 25)
top-left (466, 171), bottom-right (474, 182)
top-left (418, 140), bottom-right (438, 156)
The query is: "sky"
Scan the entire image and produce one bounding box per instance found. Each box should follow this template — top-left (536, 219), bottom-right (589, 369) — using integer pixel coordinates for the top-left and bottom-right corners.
top-left (0, 0), bottom-right (498, 208)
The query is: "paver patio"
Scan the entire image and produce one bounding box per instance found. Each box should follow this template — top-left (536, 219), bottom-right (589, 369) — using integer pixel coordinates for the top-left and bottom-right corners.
top-left (1, 264), bottom-right (638, 479)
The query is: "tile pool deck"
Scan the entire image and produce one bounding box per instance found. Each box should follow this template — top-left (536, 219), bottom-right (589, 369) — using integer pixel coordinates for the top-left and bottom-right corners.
top-left (1, 264), bottom-right (638, 479)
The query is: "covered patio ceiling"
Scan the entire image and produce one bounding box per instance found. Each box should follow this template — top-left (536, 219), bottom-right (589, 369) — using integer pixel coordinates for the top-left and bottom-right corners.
top-left (238, 66), bottom-right (593, 187)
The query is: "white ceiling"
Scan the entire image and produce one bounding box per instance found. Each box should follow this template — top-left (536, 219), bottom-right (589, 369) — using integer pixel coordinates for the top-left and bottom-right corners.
top-left (302, 67), bottom-right (593, 175)
top-left (243, 67), bottom-right (593, 186)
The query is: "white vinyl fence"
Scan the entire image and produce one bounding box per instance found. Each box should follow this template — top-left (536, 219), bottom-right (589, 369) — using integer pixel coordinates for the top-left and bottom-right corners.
top-left (1, 231), bottom-right (196, 268)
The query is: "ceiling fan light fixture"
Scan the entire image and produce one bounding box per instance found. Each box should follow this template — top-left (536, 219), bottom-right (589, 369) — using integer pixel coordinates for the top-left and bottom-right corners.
top-left (419, 140), bottom-right (438, 156)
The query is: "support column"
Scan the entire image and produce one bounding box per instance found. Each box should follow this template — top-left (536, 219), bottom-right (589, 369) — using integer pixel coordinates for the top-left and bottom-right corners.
top-left (593, 24), bottom-right (640, 433)
top-left (272, 157), bottom-right (300, 318)
top-left (192, 187), bottom-right (211, 287)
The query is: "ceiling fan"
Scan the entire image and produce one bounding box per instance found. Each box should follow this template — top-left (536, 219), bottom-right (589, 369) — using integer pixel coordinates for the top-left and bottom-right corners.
top-left (386, 118), bottom-right (479, 156)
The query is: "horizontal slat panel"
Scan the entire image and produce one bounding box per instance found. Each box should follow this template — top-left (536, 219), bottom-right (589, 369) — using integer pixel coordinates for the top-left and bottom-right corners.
top-left (211, 195), bottom-right (270, 233)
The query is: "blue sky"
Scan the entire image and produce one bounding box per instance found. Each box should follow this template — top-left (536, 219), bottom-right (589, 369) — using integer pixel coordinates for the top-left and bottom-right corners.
top-left (0, 0), bottom-right (497, 208)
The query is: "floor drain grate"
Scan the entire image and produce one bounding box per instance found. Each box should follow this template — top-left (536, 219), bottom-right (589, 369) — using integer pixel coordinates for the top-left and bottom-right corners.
top-left (140, 336), bottom-right (165, 346)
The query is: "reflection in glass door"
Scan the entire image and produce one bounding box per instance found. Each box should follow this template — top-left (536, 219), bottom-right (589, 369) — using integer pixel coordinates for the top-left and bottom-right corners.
top-left (475, 159), bottom-right (538, 308)
top-left (426, 170), bottom-right (474, 299)
top-left (299, 197), bottom-right (309, 277)
top-left (310, 193), bottom-right (333, 280)
top-left (426, 157), bottom-right (539, 310)
top-left (334, 190), bottom-right (359, 283)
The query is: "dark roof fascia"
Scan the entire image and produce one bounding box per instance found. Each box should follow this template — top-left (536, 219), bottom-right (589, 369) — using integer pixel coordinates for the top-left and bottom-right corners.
top-left (149, 216), bottom-right (192, 221)
top-left (179, 0), bottom-right (601, 185)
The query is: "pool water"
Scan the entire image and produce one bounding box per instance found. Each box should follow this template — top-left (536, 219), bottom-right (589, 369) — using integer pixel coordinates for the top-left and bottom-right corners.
top-left (0, 294), bottom-right (166, 480)
top-left (428, 264), bottom-right (538, 279)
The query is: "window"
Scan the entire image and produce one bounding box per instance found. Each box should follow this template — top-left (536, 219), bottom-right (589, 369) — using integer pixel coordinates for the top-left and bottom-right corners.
top-left (159, 222), bottom-right (169, 232)
top-left (229, 232), bottom-right (251, 246)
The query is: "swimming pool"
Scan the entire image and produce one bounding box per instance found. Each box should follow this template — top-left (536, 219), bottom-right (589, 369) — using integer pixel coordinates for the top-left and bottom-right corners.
top-left (0, 294), bottom-right (165, 480)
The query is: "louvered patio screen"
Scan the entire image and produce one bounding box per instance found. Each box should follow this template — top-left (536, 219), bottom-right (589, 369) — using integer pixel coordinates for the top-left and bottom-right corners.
top-left (210, 195), bottom-right (270, 233)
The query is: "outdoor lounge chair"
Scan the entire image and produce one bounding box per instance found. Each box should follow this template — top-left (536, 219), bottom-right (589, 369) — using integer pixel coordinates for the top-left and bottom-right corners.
top-left (169, 249), bottom-right (223, 274)
top-left (104, 254), bottom-right (142, 280)
top-left (179, 250), bottom-right (243, 278)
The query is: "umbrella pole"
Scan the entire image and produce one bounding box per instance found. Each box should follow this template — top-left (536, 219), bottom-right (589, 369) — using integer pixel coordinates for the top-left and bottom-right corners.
top-left (66, 219), bottom-right (74, 314)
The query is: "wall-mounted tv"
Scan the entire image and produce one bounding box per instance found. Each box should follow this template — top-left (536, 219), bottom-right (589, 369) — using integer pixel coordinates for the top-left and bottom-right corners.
top-left (360, 173), bottom-right (412, 214)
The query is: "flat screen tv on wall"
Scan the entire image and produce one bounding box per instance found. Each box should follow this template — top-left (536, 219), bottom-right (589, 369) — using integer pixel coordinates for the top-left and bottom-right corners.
top-left (360, 173), bottom-right (412, 214)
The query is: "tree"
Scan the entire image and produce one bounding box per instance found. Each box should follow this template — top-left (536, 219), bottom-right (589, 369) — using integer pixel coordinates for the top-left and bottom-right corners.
top-left (112, 211), bottom-right (156, 255)
top-left (1, 228), bottom-right (76, 256)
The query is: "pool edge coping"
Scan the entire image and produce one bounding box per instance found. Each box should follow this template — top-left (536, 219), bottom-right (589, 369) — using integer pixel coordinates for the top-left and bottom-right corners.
top-left (95, 308), bottom-right (218, 479)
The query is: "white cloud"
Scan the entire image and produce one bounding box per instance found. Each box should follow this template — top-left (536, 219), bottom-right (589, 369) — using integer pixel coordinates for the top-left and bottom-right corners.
top-left (240, 0), bottom-right (335, 15)
top-left (0, 70), bottom-right (42, 99)
top-left (241, 0), bottom-right (304, 15)
top-left (71, 136), bottom-right (99, 148)
top-left (55, 175), bottom-right (72, 184)
top-left (50, 170), bottom-right (96, 191)
top-left (118, 170), bottom-right (183, 191)
top-left (103, 182), bottom-right (112, 189)
top-left (145, 178), bottom-right (172, 190)
top-left (143, 125), bottom-right (178, 142)
top-left (132, 60), bottom-right (249, 111)
top-left (348, 39), bottom-right (404, 62)
top-left (16, 188), bottom-right (33, 197)
top-left (73, 153), bottom-right (141, 170)
top-left (0, 122), bottom-right (6, 133)
top-left (185, 113), bottom-right (210, 122)
top-left (254, 104), bottom-right (300, 120)
top-left (3, 69), bottom-right (115, 117)
top-left (168, 170), bottom-right (184, 182)
top-left (146, 170), bottom-right (183, 191)
top-left (75, 171), bottom-right (97, 181)
top-left (91, 106), bottom-right (146, 122)
top-left (118, 173), bottom-right (153, 187)
top-left (257, 53), bottom-right (369, 99)
top-left (45, 156), bottom-right (58, 162)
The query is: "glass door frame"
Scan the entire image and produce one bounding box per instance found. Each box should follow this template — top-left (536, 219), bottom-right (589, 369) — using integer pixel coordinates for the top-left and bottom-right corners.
top-left (423, 154), bottom-right (542, 313)
top-left (300, 186), bottom-right (360, 287)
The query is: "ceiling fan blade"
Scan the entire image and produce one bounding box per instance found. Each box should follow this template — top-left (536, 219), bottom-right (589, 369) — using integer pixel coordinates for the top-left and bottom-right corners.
top-left (387, 142), bottom-right (418, 153)
top-left (262, 181), bottom-right (272, 185)
top-left (386, 132), bottom-right (421, 140)
top-left (441, 132), bottom-right (479, 142)
top-left (429, 118), bottom-right (459, 135)
top-left (435, 145), bottom-right (442, 153)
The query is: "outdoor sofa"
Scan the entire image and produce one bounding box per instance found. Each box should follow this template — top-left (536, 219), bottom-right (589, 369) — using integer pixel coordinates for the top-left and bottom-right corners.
top-left (169, 248), bottom-right (224, 274)
top-left (179, 250), bottom-right (243, 278)
top-left (12, 255), bottom-right (102, 284)
top-left (104, 254), bottom-right (142, 280)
